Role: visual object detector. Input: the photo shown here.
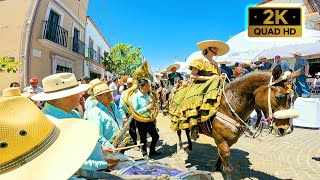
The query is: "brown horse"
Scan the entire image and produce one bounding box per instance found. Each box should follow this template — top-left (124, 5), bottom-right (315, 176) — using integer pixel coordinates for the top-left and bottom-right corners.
top-left (174, 66), bottom-right (300, 179)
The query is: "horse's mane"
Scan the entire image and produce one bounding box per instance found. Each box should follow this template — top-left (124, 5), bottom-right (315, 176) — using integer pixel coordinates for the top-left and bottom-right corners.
top-left (226, 71), bottom-right (271, 90)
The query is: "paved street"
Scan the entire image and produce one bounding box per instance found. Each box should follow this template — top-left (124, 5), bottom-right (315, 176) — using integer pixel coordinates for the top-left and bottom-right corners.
top-left (126, 112), bottom-right (320, 180)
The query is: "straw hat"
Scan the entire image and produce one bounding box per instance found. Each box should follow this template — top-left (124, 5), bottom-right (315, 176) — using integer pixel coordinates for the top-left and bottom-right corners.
top-left (87, 78), bottom-right (102, 95)
top-left (91, 83), bottom-right (115, 100)
top-left (259, 56), bottom-right (267, 60)
top-left (160, 70), bottom-right (167, 74)
top-left (216, 59), bottom-right (231, 65)
top-left (31, 73), bottom-right (89, 101)
top-left (0, 96), bottom-right (99, 179)
top-left (166, 63), bottom-right (180, 72)
top-left (196, 40), bottom-right (230, 56)
top-left (315, 72), bottom-right (320, 76)
top-left (2, 87), bottom-right (21, 97)
top-left (293, 52), bottom-right (302, 56)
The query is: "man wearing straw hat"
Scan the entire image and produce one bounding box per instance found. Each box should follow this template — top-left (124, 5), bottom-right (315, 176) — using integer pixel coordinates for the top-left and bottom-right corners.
top-left (87, 83), bottom-right (124, 149)
top-left (216, 59), bottom-right (233, 80)
top-left (240, 60), bottom-right (254, 76)
top-left (31, 73), bottom-right (119, 172)
top-left (167, 63), bottom-right (183, 86)
top-left (293, 52), bottom-right (311, 97)
top-left (1, 87), bottom-right (100, 179)
top-left (271, 55), bottom-right (290, 72)
top-left (83, 78), bottom-right (103, 119)
top-left (257, 56), bottom-right (272, 71)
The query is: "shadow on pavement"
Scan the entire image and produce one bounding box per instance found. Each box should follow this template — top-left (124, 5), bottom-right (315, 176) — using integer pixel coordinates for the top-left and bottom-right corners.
top-left (148, 140), bottom-right (177, 160)
top-left (312, 157), bottom-right (320, 162)
top-left (185, 141), bottom-right (280, 179)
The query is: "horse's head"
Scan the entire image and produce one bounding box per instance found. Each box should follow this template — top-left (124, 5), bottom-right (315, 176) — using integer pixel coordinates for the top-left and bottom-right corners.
top-left (254, 65), bottom-right (300, 136)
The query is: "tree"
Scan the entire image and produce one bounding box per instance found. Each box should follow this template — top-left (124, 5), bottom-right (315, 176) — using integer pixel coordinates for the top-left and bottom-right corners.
top-left (104, 43), bottom-right (144, 76)
top-left (0, 56), bottom-right (21, 73)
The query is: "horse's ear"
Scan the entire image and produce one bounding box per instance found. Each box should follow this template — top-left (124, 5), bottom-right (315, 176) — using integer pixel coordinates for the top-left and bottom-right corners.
top-left (272, 65), bottom-right (282, 80)
top-left (291, 69), bottom-right (301, 79)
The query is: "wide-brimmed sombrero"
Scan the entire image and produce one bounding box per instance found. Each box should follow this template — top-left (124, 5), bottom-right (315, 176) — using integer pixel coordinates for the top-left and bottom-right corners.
top-left (91, 83), bottom-right (115, 100)
top-left (160, 70), bottom-right (167, 74)
top-left (87, 78), bottom-right (103, 95)
top-left (216, 59), bottom-right (231, 65)
top-left (166, 63), bottom-right (180, 72)
top-left (31, 73), bottom-right (89, 101)
top-left (243, 60), bottom-right (253, 65)
top-left (197, 40), bottom-right (230, 56)
top-left (0, 96), bottom-right (99, 180)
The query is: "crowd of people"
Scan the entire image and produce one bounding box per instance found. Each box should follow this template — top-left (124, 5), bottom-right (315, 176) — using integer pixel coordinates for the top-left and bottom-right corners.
top-left (0, 39), bottom-right (315, 179)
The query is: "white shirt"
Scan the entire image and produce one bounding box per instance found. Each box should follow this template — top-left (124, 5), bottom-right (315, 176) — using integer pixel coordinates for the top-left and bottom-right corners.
top-left (23, 86), bottom-right (43, 94)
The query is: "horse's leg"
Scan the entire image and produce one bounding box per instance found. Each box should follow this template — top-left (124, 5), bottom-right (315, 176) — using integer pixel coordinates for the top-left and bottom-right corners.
top-left (213, 156), bottom-right (222, 172)
top-left (254, 108), bottom-right (262, 128)
top-left (177, 129), bottom-right (183, 151)
top-left (217, 141), bottom-right (233, 180)
top-left (185, 129), bottom-right (192, 151)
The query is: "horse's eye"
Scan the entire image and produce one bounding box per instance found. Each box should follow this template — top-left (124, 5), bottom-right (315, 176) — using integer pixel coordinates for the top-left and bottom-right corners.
top-left (275, 95), bottom-right (283, 101)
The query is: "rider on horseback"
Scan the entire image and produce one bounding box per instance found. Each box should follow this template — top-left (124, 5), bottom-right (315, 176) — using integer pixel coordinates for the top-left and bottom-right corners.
top-left (168, 40), bottom-right (229, 140)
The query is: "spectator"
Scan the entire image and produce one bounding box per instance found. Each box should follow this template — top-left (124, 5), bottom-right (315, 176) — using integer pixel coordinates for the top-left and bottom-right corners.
top-left (293, 52), bottom-right (311, 97)
top-left (257, 56), bottom-right (272, 71)
top-left (271, 55), bottom-right (290, 72)
top-left (23, 77), bottom-right (43, 94)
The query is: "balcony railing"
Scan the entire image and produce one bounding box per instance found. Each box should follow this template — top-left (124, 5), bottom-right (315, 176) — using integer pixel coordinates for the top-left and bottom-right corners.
top-left (43, 21), bottom-right (68, 47)
top-left (72, 37), bottom-right (85, 56)
top-left (88, 48), bottom-right (97, 62)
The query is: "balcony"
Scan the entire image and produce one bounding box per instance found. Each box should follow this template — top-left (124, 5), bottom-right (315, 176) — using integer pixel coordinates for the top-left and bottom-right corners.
top-left (88, 48), bottom-right (97, 62)
top-left (72, 37), bottom-right (85, 56)
top-left (43, 21), bottom-right (68, 47)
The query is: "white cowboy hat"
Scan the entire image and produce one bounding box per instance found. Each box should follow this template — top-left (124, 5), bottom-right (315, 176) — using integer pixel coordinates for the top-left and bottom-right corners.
top-left (0, 95), bottom-right (99, 180)
top-left (87, 78), bottom-right (103, 95)
top-left (293, 52), bottom-right (302, 56)
top-left (31, 73), bottom-right (89, 101)
top-left (166, 63), bottom-right (181, 72)
top-left (258, 56), bottom-right (267, 60)
top-left (160, 70), bottom-right (167, 74)
top-left (315, 72), bottom-right (320, 76)
top-left (216, 59), bottom-right (231, 65)
top-left (91, 83), bottom-right (115, 100)
top-left (196, 40), bottom-right (230, 56)
top-left (243, 60), bottom-right (253, 65)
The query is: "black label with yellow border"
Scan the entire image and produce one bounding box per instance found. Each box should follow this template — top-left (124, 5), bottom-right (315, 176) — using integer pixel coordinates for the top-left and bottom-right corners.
top-left (248, 7), bottom-right (302, 37)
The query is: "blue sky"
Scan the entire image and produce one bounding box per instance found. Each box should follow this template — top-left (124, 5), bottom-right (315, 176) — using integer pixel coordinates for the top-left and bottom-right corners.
top-left (87, 0), bottom-right (261, 72)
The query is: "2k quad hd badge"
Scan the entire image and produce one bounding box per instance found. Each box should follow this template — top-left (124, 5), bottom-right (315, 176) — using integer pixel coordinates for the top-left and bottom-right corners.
top-left (248, 7), bottom-right (302, 37)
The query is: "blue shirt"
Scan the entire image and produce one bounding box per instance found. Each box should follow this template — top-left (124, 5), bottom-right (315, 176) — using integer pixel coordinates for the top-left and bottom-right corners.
top-left (132, 90), bottom-right (150, 116)
top-left (42, 103), bottom-right (108, 172)
top-left (271, 61), bottom-right (290, 72)
top-left (259, 62), bottom-right (272, 71)
top-left (84, 95), bottom-right (98, 119)
top-left (87, 102), bottom-right (123, 148)
top-left (42, 103), bottom-right (82, 119)
top-left (220, 65), bottom-right (233, 78)
top-left (294, 57), bottom-right (309, 76)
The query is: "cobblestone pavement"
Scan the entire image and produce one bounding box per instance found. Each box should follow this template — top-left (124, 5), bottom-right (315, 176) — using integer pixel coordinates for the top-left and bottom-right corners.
top-left (126, 113), bottom-right (320, 180)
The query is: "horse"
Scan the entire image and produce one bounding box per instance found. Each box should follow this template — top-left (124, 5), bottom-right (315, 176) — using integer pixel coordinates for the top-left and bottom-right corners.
top-left (172, 66), bottom-right (300, 179)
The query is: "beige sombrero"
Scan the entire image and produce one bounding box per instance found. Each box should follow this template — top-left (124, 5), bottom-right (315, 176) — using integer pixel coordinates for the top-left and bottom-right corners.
top-left (197, 40), bottom-right (230, 56)
top-left (293, 52), bottom-right (302, 56)
top-left (259, 56), bottom-right (267, 60)
top-left (2, 87), bottom-right (21, 97)
top-left (166, 63), bottom-right (181, 72)
top-left (216, 59), bottom-right (231, 65)
top-left (91, 83), bottom-right (115, 100)
top-left (87, 78), bottom-right (103, 95)
top-left (0, 96), bottom-right (98, 180)
top-left (31, 73), bottom-right (89, 101)
top-left (315, 72), bottom-right (320, 76)
top-left (160, 70), bottom-right (167, 74)
top-left (243, 60), bottom-right (253, 65)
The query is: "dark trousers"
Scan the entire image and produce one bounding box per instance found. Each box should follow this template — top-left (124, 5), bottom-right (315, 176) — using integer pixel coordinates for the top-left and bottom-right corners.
top-left (129, 118), bottom-right (137, 144)
top-left (136, 121), bottom-right (159, 155)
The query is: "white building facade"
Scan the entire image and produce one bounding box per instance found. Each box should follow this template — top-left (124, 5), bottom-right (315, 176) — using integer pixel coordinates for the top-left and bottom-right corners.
top-left (84, 16), bottom-right (111, 80)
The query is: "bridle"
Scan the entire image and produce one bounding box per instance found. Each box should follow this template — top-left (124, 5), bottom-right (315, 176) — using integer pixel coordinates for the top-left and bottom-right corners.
top-left (219, 73), bottom-right (295, 137)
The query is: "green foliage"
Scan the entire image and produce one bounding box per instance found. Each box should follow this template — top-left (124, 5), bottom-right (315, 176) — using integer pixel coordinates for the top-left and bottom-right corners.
top-left (0, 56), bottom-right (21, 73)
top-left (104, 43), bottom-right (144, 76)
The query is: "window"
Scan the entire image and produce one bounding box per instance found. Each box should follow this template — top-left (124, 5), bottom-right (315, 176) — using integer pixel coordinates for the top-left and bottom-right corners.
top-left (97, 46), bottom-right (101, 63)
top-left (56, 65), bottom-right (72, 73)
